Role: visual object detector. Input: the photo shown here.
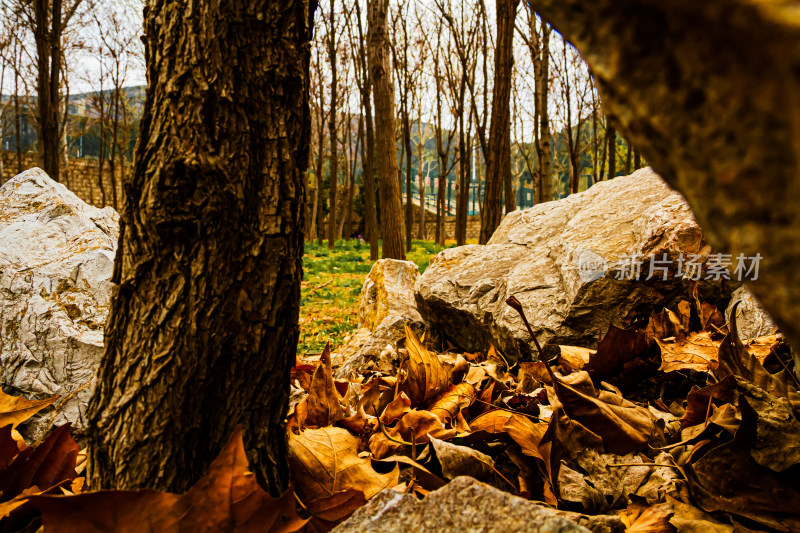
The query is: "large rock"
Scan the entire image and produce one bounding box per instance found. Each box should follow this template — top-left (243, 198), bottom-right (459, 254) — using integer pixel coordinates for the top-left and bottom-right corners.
top-left (332, 477), bottom-right (591, 533)
top-left (335, 260), bottom-right (428, 379)
top-left (529, 0), bottom-right (800, 351)
top-left (0, 168), bottom-right (118, 440)
top-left (416, 168), bottom-right (737, 360)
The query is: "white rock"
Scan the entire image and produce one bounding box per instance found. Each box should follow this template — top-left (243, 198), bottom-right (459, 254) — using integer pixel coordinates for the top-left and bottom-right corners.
top-left (0, 168), bottom-right (118, 440)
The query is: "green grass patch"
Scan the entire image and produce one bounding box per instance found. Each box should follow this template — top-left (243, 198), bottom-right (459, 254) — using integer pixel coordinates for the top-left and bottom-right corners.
top-left (298, 239), bottom-right (451, 358)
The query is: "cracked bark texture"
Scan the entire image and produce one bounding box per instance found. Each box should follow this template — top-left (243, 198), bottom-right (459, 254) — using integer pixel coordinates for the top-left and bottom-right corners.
top-left (532, 0), bottom-right (800, 348)
top-left (87, 0), bottom-right (313, 494)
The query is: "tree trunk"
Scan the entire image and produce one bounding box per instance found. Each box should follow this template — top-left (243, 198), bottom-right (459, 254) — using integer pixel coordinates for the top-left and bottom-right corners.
top-left (368, 0), bottom-right (404, 260)
top-left (33, 0), bottom-right (64, 181)
top-left (607, 124), bottom-right (616, 179)
top-left (480, 0), bottom-right (519, 245)
top-left (327, 0), bottom-right (338, 250)
top-left (538, 24), bottom-right (553, 202)
top-left (88, 0), bottom-right (313, 494)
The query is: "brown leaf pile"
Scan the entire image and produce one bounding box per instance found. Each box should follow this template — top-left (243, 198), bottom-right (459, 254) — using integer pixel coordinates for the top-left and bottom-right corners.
top-left (286, 296), bottom-right (800, 532)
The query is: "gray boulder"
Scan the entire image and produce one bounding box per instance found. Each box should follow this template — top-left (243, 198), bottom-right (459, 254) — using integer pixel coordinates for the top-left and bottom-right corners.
top-left (0, 168), bottom-right (118, 441)
top-left (332, 476), bottom-right (591, 533)
top-left (415, 168), bottom-right (737, 360)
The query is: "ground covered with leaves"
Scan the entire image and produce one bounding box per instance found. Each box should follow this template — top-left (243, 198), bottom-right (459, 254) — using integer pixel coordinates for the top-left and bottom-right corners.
top-left (1, 281), bottom-right (798, 532)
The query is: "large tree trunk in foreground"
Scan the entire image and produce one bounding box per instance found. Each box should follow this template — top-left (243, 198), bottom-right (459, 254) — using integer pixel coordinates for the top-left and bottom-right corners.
top-left (88, 0), bottom-right (313, 494)
top-left (480, 0), bottom-right (519, 243)
top-left (368, 0), bottom-right (405, 260)
top-left (531, 0), bottom-right (800, 348)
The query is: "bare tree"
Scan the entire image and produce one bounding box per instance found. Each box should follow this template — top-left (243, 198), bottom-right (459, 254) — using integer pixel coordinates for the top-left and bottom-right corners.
top-left (3, 0), bottom-right (91, 181)
top-left (368, 0), bottom-right (404, 259)
top-left (480, 0), bottom-right (519, 243)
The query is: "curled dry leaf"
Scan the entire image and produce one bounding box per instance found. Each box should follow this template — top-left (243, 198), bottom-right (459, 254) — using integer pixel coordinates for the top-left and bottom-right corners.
top-left (558, 346), bottom-right (594, 372)
top-left (0, 390), bottom-right (58, 430)
top-left (0, 424), bottom-right (79, 503)
top-left (616, 502), bottom-right (675, 533)
top-left (425, 436), bottom-right (494, 481)
top-left (379, 393), bottom-right (411, 425)
top-left (368, 410), bottom-right (454, 460)
top-left (469, 409), bottom-right (546, 460)
top-left (401, 325), bottom-right (450, 405)
top-left (428, 382), bottom-right (475, 426)
top-left (717, 303), bottom-right (800, 415)
top-left (304, 343), bottom-right (344, 427)
top-left (29, 427), bottom-right (307, 533)
top-left (551, 371), bottom-right (656, 455)
top-left (289, 426), bottom-right (399, 503)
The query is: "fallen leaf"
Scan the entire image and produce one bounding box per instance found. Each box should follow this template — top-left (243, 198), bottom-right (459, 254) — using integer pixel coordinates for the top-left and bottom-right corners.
top-left (469, 409), bottom-right (546, 460)
top-left (685, 397), bottom-right (800, 532)
top-left (0, 390), bottom-right (58, 430)
top-left (717, 303), bottom-right (800, 415)
top-left (0, 424), bottom-right (78, 503)
top-left (289, 426), bottom-right (398, 502)
top-left (425, 436), bottom-right (493, 481)
top-left (584, 325), bottom-right (650, 378)
top-left (401, 325), bottom-right (450, 405)
top-left (379, 393), bottom-right (411, 425)
top-left (657, 331), bottom-right (719, 373)
top-left (616, 502), bottom-right (674, 533)
top-left (304, 343), bottom-right (344, 427)
top-left (668, 497), bottom-right (733, 532)
top-left (558, 346), bottom-right (594, 371)
top-left (304, 488), bottom-right (366, 531)
top-left (551, 371), bottom-right (656, 454)
top-left (29, 427), bottom-right (307, 533)
top-left (428, 382), bottom-right (475, 426)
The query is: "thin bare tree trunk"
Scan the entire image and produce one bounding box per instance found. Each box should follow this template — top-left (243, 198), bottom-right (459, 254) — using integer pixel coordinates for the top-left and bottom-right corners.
top-left (327, 0), bottom-right (338, 250)
top-left (480, 0), bottom-right (519, 243)
top-left (368, 0), bottom-right (404, 259)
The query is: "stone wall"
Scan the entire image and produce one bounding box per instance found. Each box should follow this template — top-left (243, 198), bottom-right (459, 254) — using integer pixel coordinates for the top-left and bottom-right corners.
top-left (409, 208), bottom-right (481, 242)
top-left (1, 150), bottom-right (123, 210)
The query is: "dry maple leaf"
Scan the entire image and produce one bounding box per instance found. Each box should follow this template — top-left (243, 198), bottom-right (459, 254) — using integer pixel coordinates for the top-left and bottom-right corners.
top-left (657, 330), bottom-right (719, 373)
top-left (29, 427), bottom-right (307, 533)
top-left (289, 426), bottom-right (398, 503)
top-left (401, 325), bottom-right (450, 405)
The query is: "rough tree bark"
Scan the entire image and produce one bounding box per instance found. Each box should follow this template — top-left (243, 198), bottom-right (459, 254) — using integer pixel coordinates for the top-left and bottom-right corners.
top-left (368, 0), bottom-right (405, 260)
top-left (530, 0), bottom-right (800, 349)
top-left (87, 0), bottom-right (313, 493)
top-left (480, 0), bottom-right (519, 243)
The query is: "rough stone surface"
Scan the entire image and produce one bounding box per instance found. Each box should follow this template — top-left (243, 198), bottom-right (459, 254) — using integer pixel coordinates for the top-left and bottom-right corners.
top-left (335, 260), bottom-right (429, 379)
top-left (332, 476), bottom-right (590, 533)
top-left (0, 168), bottom-right (118, 440)
top-left (416, 168), bottom-right (737, 360)
top-left (530, 0), bottom-right (800, 351)
top-left (359, 259), bottom-right (422, 331)
top-left (726, 285), bottom-right (778, 340)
